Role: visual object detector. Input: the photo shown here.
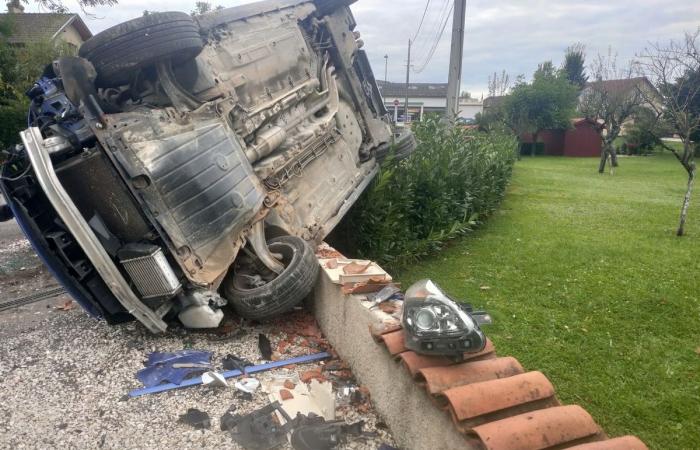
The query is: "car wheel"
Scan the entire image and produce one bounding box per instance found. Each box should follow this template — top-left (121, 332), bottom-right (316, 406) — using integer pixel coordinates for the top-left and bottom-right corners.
top-left (376, 130), bottom-right (417, 163)
top-left (222, 236), bottom-right (319, 320)
top-left (78, 12), bottom-right (204, 87)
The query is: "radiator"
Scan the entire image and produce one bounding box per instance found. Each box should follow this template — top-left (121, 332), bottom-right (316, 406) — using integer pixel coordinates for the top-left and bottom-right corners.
top-left (120, 246), bottom-right (181, 299)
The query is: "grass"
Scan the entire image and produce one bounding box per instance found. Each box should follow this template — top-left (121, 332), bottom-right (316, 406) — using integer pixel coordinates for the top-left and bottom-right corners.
top-left (397, 152), bottom-right (700, 449)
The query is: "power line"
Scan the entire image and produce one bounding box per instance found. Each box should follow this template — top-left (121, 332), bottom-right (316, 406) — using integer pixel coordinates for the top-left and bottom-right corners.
top-left (413, 2), bottom-right (454, 73)
top-left (411, 0), bottom-right (449, 63)
top-left (411, 0), bottom-right (431, 42)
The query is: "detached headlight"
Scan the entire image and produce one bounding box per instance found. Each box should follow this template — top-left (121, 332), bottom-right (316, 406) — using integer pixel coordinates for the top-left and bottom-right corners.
top-left (402, 279), bottom-right (486, 358)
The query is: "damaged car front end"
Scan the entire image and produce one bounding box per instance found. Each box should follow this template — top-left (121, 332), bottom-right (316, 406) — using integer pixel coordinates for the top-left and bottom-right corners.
top-left (0, 0), bottom-right (414, 332)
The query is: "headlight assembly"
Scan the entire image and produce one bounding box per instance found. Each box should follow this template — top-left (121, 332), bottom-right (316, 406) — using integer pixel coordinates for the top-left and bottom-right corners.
top-left (402, 279), bottom-right (487, 358)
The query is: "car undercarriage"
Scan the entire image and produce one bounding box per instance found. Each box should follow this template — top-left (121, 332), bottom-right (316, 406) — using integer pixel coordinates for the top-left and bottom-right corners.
top-left (0, 0), bottom-right (415, 332)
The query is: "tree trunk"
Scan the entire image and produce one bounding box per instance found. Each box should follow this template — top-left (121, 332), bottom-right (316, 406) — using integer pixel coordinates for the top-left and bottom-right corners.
top-left (676, 168), bottom-right (695, 236)
top-left (531, 132), bottom-right (538, 157)
top-left (598, 147), bottom-right (608, 173)
top-left (610, 146), bottom-right (619, 167)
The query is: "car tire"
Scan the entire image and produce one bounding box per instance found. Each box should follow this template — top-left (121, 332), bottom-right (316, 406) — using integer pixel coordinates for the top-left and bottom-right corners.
top-left (78, 12), bottom-right (204, 87)
top-left (376, 130), bottom-right (417, 163)
top-left (222, 236), bottom-right (319, 320)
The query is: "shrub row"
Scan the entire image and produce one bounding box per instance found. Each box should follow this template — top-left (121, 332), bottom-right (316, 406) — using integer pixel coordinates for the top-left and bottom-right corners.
top-left (332, 117), bottom-right (517, 268)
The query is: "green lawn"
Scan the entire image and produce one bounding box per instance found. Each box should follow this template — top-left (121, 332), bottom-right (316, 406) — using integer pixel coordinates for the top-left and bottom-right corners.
top-left (398, 153), bottom-right (700, 449)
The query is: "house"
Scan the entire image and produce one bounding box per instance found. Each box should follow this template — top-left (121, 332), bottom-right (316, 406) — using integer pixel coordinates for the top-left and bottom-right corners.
top-left (579, 77), bottom-right (662, 134)
top-left (1, 0), bottom-right (92, 49)
top-left (519, 118), bottom-right (602, 157)
top-left (377, 80), bottom-right (482, 122)
top-left (482, 95), bottom-right (507, 114)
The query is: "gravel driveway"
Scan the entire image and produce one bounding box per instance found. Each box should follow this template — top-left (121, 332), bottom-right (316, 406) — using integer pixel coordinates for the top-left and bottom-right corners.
top-left (0, 227), bottom-right (394, 450)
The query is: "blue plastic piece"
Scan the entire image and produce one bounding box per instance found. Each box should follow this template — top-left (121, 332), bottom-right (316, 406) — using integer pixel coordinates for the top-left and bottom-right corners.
top-left (129, 351), bottom-right (332, 398)
top-left (136, 350), bottom-right (212, 388)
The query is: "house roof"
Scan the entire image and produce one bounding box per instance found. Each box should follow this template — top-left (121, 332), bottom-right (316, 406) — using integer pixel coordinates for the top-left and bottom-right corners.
top-left (378, 80), bottom-right (448, 98)
top-left (483, 95), bottom-right (506, 109)
top-left (0, 13), bottom-right (92, 44)
top-left (584, 77), bottom-right (656, 96)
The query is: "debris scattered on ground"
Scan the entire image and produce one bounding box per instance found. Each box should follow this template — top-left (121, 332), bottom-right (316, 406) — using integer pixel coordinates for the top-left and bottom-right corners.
top-left (258, 333), bottom-right (273, 360)
top-left (315, 243), bottom-right (343, 259)
top-left (235, 377), bottom-right (261, 394)
top-left (300, 368), bottom-right (326, 383)
top-left (137, 350), bottom-right (212, 388)
top-left (1, 235), bottom-right (396, 449)
top-left (280, 388), bottom-right (294, 400)
top-left (319, 258), bottom-right (392, 285)
top-left (201, 371), bottom-right (228, 387)
top-left (366, 285), bottom-right (402, 306)
top-left (341, 277), bottom-right (394, 295)
top-left (54, 299), bottom-right (74, 311)
top-left (178, 408), bottom-right (211, 430)
top-left (226, 402), bottom-right (290, 450)
top-left (265, 377), bottom-right (335, 421)
top-left (290, 416), bottom-right (365, 450)
top-left (342, 261), bottom-right (372, 275)
top-left (222, 353), bottom-right (253, 372)
top-left (128, 351), bottom-right (332, 397)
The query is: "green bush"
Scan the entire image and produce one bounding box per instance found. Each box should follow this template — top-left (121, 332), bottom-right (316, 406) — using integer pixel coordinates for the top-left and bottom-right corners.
top-left (0, 99), bottom-right (27, 148)
top-left (332, 117), bottom-right (517, 268)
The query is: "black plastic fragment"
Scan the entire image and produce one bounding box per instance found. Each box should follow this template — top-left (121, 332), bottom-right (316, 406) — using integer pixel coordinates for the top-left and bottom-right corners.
top-left (222, 353), bottom-right (253, 372)
top-left (290, 415), bottom-right (364, 450)
top-left (258, 333), bottom-right (273, 360)
top-left (226, 401), bottom-right (289, 450)
top-left (178, 408), bottom-right (211, 430)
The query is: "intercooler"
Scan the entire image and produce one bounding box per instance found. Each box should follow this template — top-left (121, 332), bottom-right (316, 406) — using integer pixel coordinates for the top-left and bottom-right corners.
top-left (119, 245), bottom-right (182, 299)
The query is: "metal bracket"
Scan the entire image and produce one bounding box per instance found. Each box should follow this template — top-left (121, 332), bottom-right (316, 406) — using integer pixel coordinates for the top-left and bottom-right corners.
top-left (249, 220), bottom-right (285, 274)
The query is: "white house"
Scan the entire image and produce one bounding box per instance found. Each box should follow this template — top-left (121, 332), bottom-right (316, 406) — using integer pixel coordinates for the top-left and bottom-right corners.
top-left (377, 81), bottom-right (482, 122)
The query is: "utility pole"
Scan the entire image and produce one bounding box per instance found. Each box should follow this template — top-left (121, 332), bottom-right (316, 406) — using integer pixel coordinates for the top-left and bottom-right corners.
top-left (384, 54), bottom-right (388, 84)
top-left (446, 0), bottom-right (466, 121)
top-left (404, 39), bottom-right (411, 124)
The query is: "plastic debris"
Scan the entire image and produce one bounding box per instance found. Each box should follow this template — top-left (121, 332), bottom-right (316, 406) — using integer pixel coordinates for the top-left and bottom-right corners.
top-left (201, 371), bottom-right (227, 387)
top-left (265, 377), bottom-right (335, 422)
top-left (222, 354), bottom-right (253, 372)
top-left (367, 285), bottom-right (402, 305)
top-left (235, 377), bottom-right (260, 394)
top-left (136, 350), bottom-right (212, 388)
top-left (226, 402), bottom-right (292, 450)
top-left (178, 408), bottom-right (211, 430)
top-left (129, 351), bottom-right (332, 397)
top-left (258, 333), bottom-right (273, 360)
top-left (290, 415), bottom-right (364, 450)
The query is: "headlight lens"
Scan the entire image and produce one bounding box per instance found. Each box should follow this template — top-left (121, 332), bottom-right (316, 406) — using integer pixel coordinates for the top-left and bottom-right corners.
top-left (401, 279), bottom-right (486, 357)
top-left (414, 308), bottom-right (437, 330)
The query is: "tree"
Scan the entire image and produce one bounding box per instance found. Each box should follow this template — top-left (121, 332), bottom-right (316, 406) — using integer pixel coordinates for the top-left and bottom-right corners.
top-left (191, 1), bottom-right (223, 16)
top-left (21, 0), bottom-right (116, 14)
top-left (0, 18), bottom-right (74, 147)
top-left (579, 49), bottom-right (647, 173)
top-left (563, 43), bottom-right (588, 89)
top-left (636, 30), bottom-right (700, 236)
top-left (488, 70), bottom-right (511, 97)
top-left (503, 65), bottom-right (579, 157)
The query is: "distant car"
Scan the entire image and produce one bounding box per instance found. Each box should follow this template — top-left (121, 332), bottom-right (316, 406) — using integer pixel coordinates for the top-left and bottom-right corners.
top-left (457, 117), bottom-right (476, 125)
top-left (0, 0), bottom-right (415, 332)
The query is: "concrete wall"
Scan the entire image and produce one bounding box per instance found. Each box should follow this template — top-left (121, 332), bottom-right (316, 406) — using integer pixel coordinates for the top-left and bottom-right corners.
top-left (312, 273), bottom-right (474, 450)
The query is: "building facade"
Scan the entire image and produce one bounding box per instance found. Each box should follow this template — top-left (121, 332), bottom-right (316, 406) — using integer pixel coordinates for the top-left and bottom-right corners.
top-left (377, 81), bottom-right (482, 122)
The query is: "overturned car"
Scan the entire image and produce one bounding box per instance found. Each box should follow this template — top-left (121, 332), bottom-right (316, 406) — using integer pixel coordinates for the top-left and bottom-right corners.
top-left (0, 0), bottom-right (415, 332)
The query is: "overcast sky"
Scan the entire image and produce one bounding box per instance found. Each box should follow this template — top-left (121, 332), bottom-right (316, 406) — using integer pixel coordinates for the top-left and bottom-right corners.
top-left (27, 0), bottom-right (700, 98)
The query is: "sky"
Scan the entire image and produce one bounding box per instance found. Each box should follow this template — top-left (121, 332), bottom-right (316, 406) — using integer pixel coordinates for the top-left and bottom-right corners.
top-left (26, 0), bottom-right (700, 98)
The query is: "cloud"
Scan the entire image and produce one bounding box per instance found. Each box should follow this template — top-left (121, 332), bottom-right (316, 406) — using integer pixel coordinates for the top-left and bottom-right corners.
top-left (26, 0), bottom-right (700, 96)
